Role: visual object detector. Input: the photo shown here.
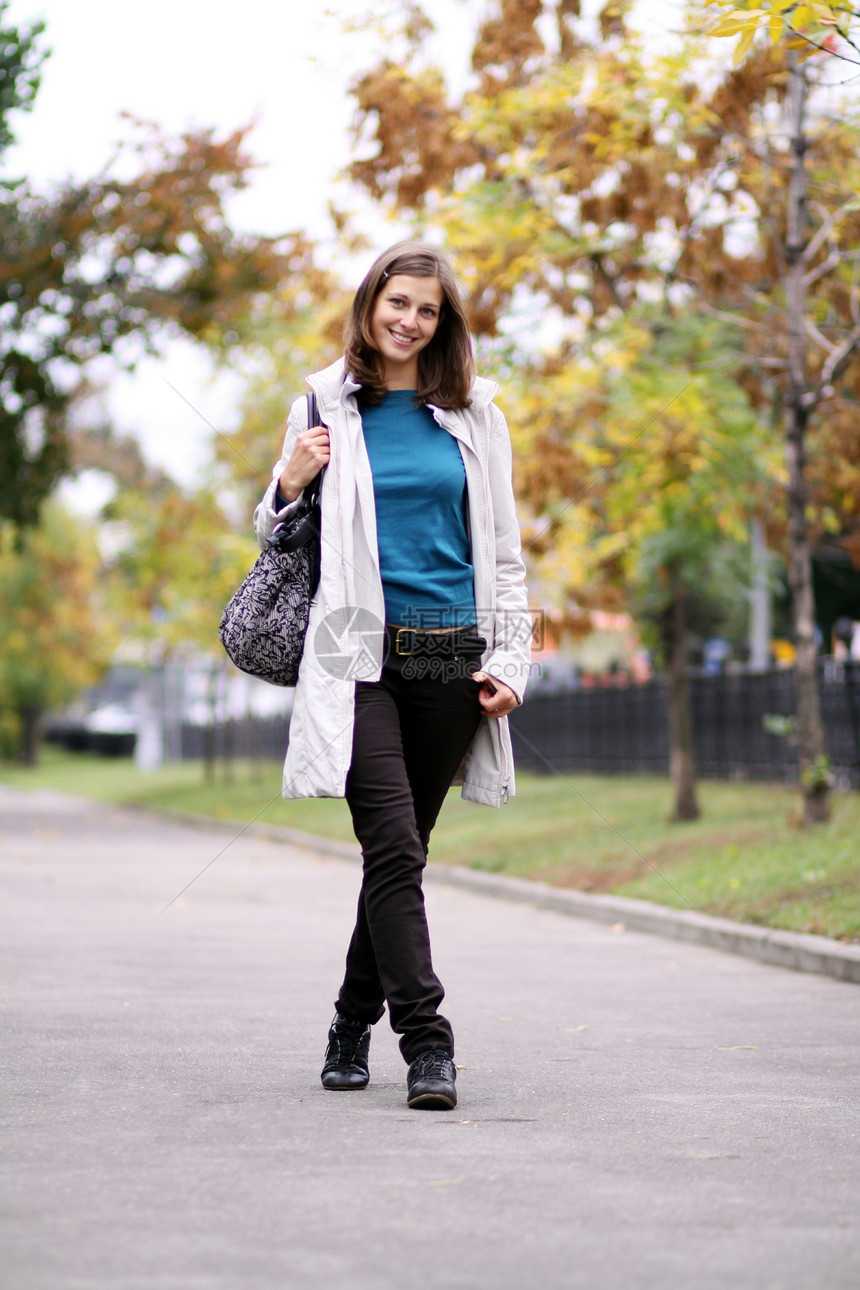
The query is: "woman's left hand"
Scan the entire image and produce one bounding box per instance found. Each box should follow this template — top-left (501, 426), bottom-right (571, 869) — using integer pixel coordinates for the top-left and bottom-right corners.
top-left (471, 671), bottom-right (519, 718)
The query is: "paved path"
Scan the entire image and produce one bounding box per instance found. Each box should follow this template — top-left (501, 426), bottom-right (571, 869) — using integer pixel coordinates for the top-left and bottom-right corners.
top-left (1, 786), bottom-right (859, 1290)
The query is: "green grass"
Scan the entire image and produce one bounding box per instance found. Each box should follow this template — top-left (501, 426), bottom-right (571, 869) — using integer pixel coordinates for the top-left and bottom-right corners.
top-left (3, 747), bottom-right (859, 942)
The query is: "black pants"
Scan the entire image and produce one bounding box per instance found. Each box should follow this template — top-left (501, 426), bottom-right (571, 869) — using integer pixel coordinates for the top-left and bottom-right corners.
top-left (335, 639), bottom-right (484, 1063)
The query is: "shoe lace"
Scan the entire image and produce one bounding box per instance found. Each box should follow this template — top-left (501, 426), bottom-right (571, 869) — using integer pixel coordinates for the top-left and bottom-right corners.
top-left (327, 1017), bottom-right (368, 1067)
top-left (413, 1050), bottom-right (453, 1078)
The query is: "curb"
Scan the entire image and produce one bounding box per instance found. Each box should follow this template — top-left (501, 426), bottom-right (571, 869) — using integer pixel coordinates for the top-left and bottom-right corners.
top-left (424, 865), bottom-right (860, 985)
top-left (134, 805), bottom-right (860, 986)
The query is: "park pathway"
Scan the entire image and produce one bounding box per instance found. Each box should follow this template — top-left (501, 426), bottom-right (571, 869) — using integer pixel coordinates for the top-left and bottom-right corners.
top-left (1, 784), bottom-right (858, 1290)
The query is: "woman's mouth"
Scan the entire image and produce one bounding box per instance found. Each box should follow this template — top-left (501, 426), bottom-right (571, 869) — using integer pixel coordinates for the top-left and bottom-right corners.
top-left (389, 329), bottom-right (416, 347)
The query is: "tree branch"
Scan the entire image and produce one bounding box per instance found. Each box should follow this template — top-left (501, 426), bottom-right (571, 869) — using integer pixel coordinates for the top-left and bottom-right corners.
top-left (803, 319), bottom-right (860, 411)
top-left (803, 246), bottom-right (841, 288)
top-left (719, 128), bottom-right (790, 174)
top-left (802, 202), bottom-right (836, 265)
top-left (791, 26), bottom-right (860, 67)
top-left (804, 316), bottom-right (837, 354)
top-left (851, 251), bottom-right (860, 323)
top-left (832, 19), bottom-right (860, 61)
top-left (662, 160), bottom-right (734, 301)
top-left (696, 299), bottom-right (766, 332)
top-left (590, 254), bottom-right (625, 310)
top-left (802, 197), bottom-right (859, 269)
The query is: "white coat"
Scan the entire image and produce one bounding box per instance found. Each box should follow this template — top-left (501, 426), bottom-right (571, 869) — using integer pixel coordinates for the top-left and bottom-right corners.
top-left (254, 358), bottom-right (532, 808)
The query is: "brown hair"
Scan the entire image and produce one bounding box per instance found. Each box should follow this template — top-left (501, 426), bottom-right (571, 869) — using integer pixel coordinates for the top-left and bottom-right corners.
top-left (343, 241), bottom-right (475, 409)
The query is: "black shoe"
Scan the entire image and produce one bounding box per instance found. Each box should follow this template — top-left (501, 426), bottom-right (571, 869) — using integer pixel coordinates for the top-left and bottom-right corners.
top-left (320, 1013), bottom-right (371, 1090)
top-left (406, 1050), bottom-right (457, 1110)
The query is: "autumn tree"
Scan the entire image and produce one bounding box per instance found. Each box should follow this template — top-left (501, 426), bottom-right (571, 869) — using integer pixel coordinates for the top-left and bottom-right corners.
top-left (706, 0), bottom-right (860, 821)
top-left (600, 319), bottom-right (773, 819)
top-left (504, 311), bottom-right (772, 818)
top-left (0, 3), bottom-right (304, 534)
top-left (90, 460), bottom-right (257, 782)
top-left (210, 246), bottom-right (351, 513)
top-left (98, 457), bottom-right (255, 661)
top-left (0, 508), bottom-right (114, 764)
top-left (343, 0), bottom-right (860, 822)
top-left (0, 0), bottom-right (41, 157)
top-left (343, 0), bottom-right (782, 818)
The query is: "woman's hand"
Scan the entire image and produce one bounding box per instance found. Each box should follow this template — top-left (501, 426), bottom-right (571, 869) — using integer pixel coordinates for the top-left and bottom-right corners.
top-left (278, 425), bottom-right (330, 501)
top-left (471, 671), bottom-right (519, 718)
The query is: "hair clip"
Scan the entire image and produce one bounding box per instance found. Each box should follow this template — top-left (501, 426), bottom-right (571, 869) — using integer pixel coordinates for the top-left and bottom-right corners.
top-left (381, 269), bottom-right (390, 281)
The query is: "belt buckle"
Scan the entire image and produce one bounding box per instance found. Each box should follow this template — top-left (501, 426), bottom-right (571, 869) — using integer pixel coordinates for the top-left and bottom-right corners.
top-left (395, 628), bottom-right (416, 656)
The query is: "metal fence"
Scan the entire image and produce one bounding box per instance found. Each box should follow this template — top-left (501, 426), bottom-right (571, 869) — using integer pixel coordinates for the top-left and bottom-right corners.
top-left (508, 663), bottom-right (860, 787)
top-left (179, 713), bottom-right (290, 763)
top-left (170, 663), bottom-right (860, 788)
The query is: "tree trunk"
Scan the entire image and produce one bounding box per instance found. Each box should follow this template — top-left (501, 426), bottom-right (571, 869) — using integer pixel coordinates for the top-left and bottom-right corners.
top-left (247, 703), bottom-right (263, 784)
top-left (222, 714), bottom-right (235, 785)
top-left (18, 705), bottom-right (42, 767)
top-left (204, 666), bottom-right (217, 785)
top-left (663, 577), bottom-right (700, 822)
top-left (784, 51), bottom-right (829, 826)
top-left (748, 519), bottom-right (772, 672)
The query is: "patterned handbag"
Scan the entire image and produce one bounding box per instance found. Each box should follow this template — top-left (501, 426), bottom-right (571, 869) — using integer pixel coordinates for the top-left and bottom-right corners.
top-left (218, 393), bottom-right (323, 686)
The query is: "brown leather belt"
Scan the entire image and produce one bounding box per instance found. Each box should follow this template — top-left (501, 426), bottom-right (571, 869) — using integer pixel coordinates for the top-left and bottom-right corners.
top-left (386, 623), bottom-right (485, 658)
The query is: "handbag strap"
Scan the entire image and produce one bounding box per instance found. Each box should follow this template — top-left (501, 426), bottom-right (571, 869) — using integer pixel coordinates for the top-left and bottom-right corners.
top-left (304, 391), bottom-right (324, 506)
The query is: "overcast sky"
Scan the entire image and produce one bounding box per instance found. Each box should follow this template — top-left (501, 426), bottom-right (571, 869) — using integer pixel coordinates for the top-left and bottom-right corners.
top-left (6, 0), bottom-right (683, 503)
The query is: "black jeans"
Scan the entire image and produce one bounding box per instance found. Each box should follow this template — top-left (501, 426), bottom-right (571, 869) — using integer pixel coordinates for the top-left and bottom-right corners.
top-left (335, 637), bottom-right (484, 1063)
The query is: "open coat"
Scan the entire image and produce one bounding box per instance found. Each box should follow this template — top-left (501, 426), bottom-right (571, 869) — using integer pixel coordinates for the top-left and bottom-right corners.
top-left (254, 358), bottom-right (532, 808)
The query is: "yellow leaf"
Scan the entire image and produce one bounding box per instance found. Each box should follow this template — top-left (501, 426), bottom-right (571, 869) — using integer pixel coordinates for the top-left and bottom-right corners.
top-left (733, 24), bottom-right (758, 64)
top-left (709, 6), bottom-right (765, 28)
top-left (711, 17), bottom-right (753, 35)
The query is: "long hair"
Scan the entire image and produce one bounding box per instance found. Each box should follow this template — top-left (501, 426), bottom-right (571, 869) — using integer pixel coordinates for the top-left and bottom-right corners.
top-left (343, 241), bottom-right (475, 408)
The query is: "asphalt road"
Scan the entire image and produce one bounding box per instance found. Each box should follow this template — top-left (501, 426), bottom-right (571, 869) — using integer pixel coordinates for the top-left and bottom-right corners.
top-left (1, 785), bottom-right (859, 1290)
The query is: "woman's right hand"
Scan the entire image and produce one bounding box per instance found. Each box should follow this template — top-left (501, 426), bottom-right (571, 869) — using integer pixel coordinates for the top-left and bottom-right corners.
top-left (278, 425), bottom-right (330, 501)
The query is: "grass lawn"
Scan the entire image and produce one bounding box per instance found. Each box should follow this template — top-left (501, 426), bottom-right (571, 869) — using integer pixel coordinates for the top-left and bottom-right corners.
top-left (3, 747), bottom-right (858, 943)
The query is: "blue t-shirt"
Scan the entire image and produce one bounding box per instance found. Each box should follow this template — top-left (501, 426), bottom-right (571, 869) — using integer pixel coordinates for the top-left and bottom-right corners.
top-left (361, 391), bottom-right (476, 628)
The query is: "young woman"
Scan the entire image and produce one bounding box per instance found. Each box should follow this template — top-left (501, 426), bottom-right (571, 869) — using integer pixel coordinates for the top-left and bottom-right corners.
top-left (254, 241), bottom-right (531, 1110)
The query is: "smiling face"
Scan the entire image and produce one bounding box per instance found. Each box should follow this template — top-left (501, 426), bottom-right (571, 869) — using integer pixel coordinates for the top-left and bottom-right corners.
top-left (369, 274), bottom-right (444, 389)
